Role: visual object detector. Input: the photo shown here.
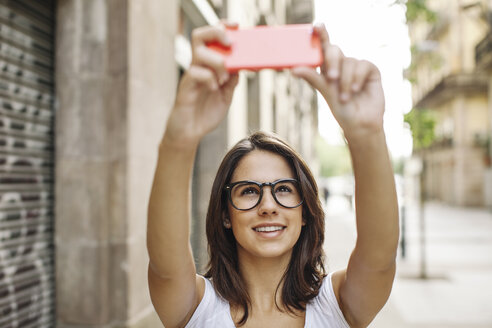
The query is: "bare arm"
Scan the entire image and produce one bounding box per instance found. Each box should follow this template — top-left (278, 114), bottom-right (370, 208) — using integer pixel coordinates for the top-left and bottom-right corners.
top-left (147, 140), bottom-right (199, 327)
top-left (293, 24), bottom-right (399, 327)
top-left (147, 24), bottom-right (239, 327)
top-left (339, 130), bottom-right (399, 328)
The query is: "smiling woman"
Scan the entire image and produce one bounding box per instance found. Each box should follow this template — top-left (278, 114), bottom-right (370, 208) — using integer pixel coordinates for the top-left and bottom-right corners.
top-left (147, 22), bottom-right (399, 328)
top-left (204, 134), bottom-right (326, 325)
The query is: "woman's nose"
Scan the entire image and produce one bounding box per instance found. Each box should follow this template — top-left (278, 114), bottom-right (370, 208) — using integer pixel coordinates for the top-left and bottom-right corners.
top-left (257, 188), bottom-right (278, 215)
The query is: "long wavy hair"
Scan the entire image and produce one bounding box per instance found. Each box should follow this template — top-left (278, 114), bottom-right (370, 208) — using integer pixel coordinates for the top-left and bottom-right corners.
top-left (204, 131), bottom-right (326, 326)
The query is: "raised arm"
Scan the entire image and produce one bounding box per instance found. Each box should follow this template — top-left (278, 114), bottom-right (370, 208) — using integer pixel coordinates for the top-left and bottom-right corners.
top-left (147, 25), bottom-right (238, 327)
top-left (292, 24), bottom-right (399, 327)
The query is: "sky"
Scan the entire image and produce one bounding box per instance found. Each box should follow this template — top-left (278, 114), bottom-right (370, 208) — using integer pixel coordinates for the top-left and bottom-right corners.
top-left (313, 0), bottom-right (414, 159)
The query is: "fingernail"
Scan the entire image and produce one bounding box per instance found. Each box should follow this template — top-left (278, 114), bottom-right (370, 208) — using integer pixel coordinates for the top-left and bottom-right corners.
top-left (340, 92), bottom-right (349, 102)
top-left (328, 69), bottom-right (338, 79)
top-left (351, 83), bottom-right (360, 92)
top-left (219, 72), bottom-right (229, 85)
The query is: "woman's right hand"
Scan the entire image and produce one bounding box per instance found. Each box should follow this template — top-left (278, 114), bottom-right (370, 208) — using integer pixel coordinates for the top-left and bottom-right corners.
top-left (164, 24), bottom-right (239, 148)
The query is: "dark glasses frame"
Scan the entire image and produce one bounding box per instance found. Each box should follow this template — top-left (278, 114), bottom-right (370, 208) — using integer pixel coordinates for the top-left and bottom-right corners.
top-left (224, 178), bottom-right (304, 211)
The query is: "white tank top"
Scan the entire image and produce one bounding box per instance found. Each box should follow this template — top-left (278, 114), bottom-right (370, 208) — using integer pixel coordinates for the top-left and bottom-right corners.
top-left (185, 272), bottom-right (350, 328)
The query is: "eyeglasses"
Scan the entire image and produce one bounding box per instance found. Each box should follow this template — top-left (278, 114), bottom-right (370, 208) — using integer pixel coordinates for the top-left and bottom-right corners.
top-left (224, 178), bottom-right (303, 211)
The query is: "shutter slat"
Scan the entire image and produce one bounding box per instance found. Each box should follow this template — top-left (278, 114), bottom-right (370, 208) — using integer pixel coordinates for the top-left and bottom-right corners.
top-left (0, 190), bottom-right (53, 210)
top-left (0, 154), bottom-right (52, 174)
top-left (0, 246), bottom-right (52, 267)
top-left (13, 0), bottom-right (54, 23)
top-left (0, 3), bottom-right (53, 35)
top-left (0, 1), bottom-right (54, 326)
top-left (0, 37), bottom-right (53, 72)
top-left (0, 135), bottom-right (54, 157)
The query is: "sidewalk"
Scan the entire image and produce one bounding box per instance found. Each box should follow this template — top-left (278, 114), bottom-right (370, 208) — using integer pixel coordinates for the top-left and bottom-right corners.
top-left (323, 196), bottom-right (492, 328)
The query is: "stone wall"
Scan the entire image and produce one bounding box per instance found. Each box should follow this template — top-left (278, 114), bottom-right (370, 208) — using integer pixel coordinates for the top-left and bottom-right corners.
top-left (55, 0), bottom-right (176, 326)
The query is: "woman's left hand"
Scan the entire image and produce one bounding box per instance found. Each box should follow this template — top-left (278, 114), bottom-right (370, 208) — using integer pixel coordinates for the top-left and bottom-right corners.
top-left (292, 24), bottom-right (385, 143)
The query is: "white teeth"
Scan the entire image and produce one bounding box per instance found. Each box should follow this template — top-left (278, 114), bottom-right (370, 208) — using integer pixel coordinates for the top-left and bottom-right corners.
top-left (254, 226), bottom-right (285, 232)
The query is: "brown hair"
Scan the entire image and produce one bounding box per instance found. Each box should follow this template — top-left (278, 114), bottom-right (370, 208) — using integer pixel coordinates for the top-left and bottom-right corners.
top-left (204, 131), bottom-right (326, 326)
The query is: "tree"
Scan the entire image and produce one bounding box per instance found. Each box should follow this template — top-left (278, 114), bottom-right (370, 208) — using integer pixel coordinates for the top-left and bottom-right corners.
top-left (393, 0), bottom-right (437, 23)
top-left (404, 108), bottom-right (436, 150)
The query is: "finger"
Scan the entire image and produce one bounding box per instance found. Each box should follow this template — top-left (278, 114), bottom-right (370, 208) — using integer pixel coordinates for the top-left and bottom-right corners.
top-left (291, 67), bottom-right (327, 92)
top-left (339, 58), bottom-right (357, 102)
top-left (191, 26), bottom-right (231, 85)
top-left (324, 45), bottom-right (344, 80)
top-left (313, 24), bottom-right (329, 76)
top-left (351, 60), bottom-right (379, 92)
top-left (191, 25), bottom-right (231, 48)
top-left (193, 46), bottom-right (230, 85)
top-left (187, 65), bottom-right (219, 91)
top-left (292, 66), bottom-right (338, 107)
top-left (221, 73), bottom-right (239, 99)
top-left (313, 23), bottom-right (343, 80)
top-left (223, 72), bottom-right (239, 89)
top-left (313, 23), bottom-right (330, 46)
top-left (219, 19), bottom-right (239, 29)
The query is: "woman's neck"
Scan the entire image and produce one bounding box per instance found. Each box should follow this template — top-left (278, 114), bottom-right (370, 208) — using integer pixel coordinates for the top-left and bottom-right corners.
top-left (237, 250), bottom-right (292, 312)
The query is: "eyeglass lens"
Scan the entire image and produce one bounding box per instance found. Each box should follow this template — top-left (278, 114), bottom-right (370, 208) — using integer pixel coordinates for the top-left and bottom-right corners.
top-left (230, 180), bottom-right (302, 210)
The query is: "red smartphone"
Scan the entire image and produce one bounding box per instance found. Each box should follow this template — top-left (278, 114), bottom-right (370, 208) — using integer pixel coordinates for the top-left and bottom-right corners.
top-left (206, 24), bottom-right (322, 72)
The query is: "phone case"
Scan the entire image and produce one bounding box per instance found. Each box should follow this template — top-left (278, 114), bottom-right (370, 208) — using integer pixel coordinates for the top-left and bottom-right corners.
top-left (207, 24), bottom-right (322, 72)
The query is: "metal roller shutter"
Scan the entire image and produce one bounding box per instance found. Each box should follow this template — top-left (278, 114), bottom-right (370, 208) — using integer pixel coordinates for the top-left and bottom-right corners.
top-left (0, 0), bottom-right (55, 327)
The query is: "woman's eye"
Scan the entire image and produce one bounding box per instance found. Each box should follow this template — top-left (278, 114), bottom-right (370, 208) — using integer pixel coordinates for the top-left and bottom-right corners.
top-left (275, 185), bottom-right (292, 193)
top-left (241, 187), bottom-right (259, 195)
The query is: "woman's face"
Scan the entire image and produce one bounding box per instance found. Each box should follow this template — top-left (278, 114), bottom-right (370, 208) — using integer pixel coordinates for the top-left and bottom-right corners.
top-left (227, 150), bottom-right (304, 261)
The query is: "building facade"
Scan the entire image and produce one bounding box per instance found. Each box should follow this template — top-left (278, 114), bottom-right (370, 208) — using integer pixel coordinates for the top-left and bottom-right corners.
top-left (475, 0), bottom-right (492, 208)
top-left (407, 0), bottom-right (492, 207)
top-left (0, 0), bottom-right (319, 327)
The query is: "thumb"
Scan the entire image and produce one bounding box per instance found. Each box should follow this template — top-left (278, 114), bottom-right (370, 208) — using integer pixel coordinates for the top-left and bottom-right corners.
top-left (222, 73), bottom-right (239, 101)
top-left (291, 67), bottom-right (325, 90)
top-left (291, 66), bottom-right (338, 106)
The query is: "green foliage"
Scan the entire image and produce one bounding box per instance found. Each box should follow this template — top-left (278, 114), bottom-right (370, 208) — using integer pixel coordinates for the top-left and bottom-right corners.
top-left (315, 135), bottom-right (352, 177)
top-left (392, 157), bottom-right (405, 175)
top-left (474, 133), bottom-right (491, 160)
top-left (406, 44), bottom-right (443, 84)
top-left (404, 108), bottom-right (436, 150)
top-left (394, 0), bottom-right (437, 23)
top-left (394, 1), bottom-right (439, 85)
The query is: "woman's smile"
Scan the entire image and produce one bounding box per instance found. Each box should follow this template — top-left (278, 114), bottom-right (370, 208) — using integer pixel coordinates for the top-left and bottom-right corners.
top-left (252, 224), bottom-right (287, 238)
top-left (228, 149), bottom-right (304, 259)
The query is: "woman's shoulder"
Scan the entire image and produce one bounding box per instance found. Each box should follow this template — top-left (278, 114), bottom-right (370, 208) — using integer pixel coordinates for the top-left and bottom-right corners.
top-left (184, 275), bottom-right (235, 328)
top-left (306, 271), bottom-right (350, 328)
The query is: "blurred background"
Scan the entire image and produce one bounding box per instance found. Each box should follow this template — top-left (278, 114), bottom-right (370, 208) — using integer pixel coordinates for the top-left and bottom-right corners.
top-left (0, 0), bottom-right (491, 327)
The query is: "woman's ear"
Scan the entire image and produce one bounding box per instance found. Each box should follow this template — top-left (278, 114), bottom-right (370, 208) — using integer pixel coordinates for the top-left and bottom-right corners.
top-left (302, 217), bottom-right (306, 226)
top-left (223, 212), bottom-right (232, 228)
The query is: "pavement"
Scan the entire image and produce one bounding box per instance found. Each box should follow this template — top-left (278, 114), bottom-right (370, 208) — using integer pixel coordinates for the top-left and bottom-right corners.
top-left (322, 195), bottom-right (492, 328)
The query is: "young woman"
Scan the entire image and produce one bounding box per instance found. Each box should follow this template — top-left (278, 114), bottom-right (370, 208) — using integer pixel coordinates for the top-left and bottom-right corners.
top-left (147, 23), bottom-right (399, 328)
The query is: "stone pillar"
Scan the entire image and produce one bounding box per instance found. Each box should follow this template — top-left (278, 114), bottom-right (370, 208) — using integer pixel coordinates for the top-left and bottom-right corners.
top-left (127, 0), bottom-right (178, 324)
top-left (55, 0), bottom-right (177, 326)
top-left (486, 75), bottom-right (492, 209)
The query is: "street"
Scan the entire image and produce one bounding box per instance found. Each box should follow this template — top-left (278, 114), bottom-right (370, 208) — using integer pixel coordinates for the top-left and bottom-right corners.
top-left (323, 194), bottom-right (492, 328)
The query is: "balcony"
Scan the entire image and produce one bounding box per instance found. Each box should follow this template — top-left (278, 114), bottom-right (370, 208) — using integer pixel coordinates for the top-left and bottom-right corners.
top-left (415, 73), bottom-right (488, 108)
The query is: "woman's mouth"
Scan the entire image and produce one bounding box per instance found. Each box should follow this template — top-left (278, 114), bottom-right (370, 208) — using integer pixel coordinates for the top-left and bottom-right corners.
top-left (253, 226), bottom-right (285, 232)
top-left (252, 225), bottom-right (286, 238)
